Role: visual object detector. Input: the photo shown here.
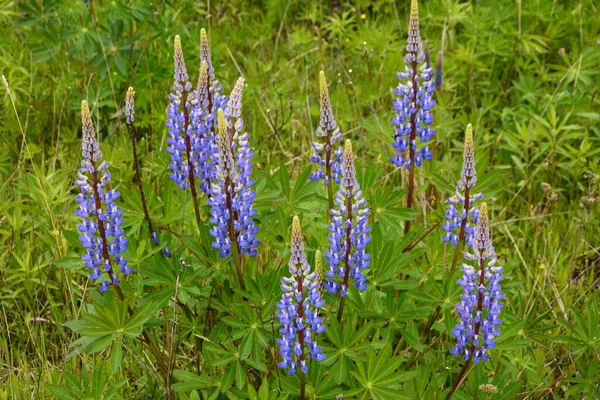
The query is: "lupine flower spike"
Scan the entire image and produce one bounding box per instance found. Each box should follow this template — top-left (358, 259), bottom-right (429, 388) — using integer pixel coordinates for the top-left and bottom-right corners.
top-left (325, 140), bottom-right (371, 321)
top-left (194, 29), bottom-right (229, 195)
top-left (391, 0), bottom-right (436, 170)
top-left (442, 124), bottom-right (483, 253)
top-left (392, 0), bottom-right (436, 233)
top-left (125, 87), bottom-right (171, 258)
top-left (208, 98), bottom-right (259, 266)
top-left (277, 216), bottom-right (326, 376)
top-left (166, 35), bottom-right (203, 228)
top-left (309, 71), bottom-right (343, 213)
top-left (75, 100), bottom-right (131, 293)
top-left (450, 203), bottom-right (504, 363)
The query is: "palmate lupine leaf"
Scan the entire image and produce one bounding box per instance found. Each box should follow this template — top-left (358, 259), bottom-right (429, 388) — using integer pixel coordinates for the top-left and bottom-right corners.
top-left (350, 346), bottom-right (417, 400)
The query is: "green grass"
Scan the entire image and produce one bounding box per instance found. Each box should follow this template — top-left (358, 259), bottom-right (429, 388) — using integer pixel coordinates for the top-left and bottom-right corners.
top-left (1, 0), bottom-right (599, 399)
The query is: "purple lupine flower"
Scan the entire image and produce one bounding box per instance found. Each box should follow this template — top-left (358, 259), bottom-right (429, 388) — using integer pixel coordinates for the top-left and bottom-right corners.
top-left (208, 103), bottom-right (260, 258)
top-left (391, 0), bottom-right (436, 169)
top-left (165, 35), bottom-right (203, 191)
top-left (193, 61), bottom-right (215, 195)
top-left (277, 216), bottom-right (326, 375)
top-left (324, 140), bottom-right (371, 296)
top-left (442, 124), bottom-right (483, 247)
top-left (309, 71), bottom-right (343, 186)
top-left (193, 30), bottom-right (229, 195)
top-left (75, 100), bottom-right (131, 292)
top-left (125, 87), bottom-right (171, 258)
top-left (200, 28), bottom-right (228, 112)
top-left (449, 203), bottom-right (504, 363)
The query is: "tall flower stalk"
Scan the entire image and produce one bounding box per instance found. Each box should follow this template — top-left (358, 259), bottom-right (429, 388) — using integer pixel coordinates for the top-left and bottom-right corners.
top-left (208, 83), bottom-right (260, 288)
top-left (445, 203), bottom-right (504, 399)
top-left (309, 70), bottom-right (343, 216)
top-left (76, 100), bottom-right (131, 294)
top-left (277, 216), bottom-right (326, 399)
top-left (125, 87), bottom-right (171, 258)
top-left (324, 139), bottom-right (371, 323)
top-left (391, 0), bottom-right (436, 234)
top-left (166, 35), bottom-right (203, 231)
top-left (195, 29), bottom-right (228, 195)
top-left (442, 124), bottom-right (483, 273)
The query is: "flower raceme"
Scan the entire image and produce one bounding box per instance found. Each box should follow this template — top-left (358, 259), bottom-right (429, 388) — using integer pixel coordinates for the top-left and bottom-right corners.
top-left (442, 124), bottom-right (483, 247)
top-left (166, 35), bottom-right (205, 191)
top-left (325, 139), bottom-right (371, 296)
top-left (309, 70), bottom-right (343, 186)
top-left (277, 217), bottom-right (326, 375)
top-left (450, 203), bottom-right (504, 363)
top-left (75, 100), bottom-right (131, 293)
top-left (391, 0), bottom-right (436, 169)
top-left (195, 29), bottom-right (229, 195)
top-left (208, 98), bottom-right (260, 258)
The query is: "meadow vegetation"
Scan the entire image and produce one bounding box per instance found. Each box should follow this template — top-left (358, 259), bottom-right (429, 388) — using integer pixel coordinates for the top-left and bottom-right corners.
top-left (0, 0), bottom-right (599, 399)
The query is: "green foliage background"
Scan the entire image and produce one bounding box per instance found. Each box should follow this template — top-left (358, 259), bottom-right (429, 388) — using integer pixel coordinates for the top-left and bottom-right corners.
top-left (0, 0), bottom-right (599, 399)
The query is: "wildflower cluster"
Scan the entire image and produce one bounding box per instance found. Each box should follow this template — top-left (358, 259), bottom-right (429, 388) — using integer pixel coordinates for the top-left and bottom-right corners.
top-left (277, 217), bottom-right (326, 375)
top-left (450, 203), bottom-right (504, 363)
top-left (325, 140), bottom-right (371, 296)
top-left (75, 100), bottom-right (131, 293)
top-left (391, 0), bottom-right (436, 169)
top-left (443, 124), bottom-right (483, 247)
top-left (309, 71), bottom-right (343, 185)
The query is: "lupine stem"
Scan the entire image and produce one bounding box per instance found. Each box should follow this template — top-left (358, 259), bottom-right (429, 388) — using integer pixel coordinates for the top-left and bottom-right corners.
top-left (325, 130), bottom-right (335, 218)
top-left (225, 173), bottom-right (246, 291)
top-left (127, 115), bottom-right (159, 247)
top-left (404, 61), bottom-right (419, 235)
top-left (300, 372), bottom-right (307, 400)
top-left (90, 159), bottom-right (119, 290)
top-left (336, 188), bottom-right (353, 323)
top-left (296, 263), bottom-right (306, 398)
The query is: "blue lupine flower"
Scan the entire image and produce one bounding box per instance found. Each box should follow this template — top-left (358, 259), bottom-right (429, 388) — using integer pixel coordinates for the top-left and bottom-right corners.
top-left (391, 0), bottom-right (436, 169)
top-left (125, 87), bottom-right (171, 258)
top-left (193, 61), bottom-right (215, 195)
top-left (324, 140), bottom-right (371, 296)
top-left (75, 100), bottom-right (131, 292)
top-left (277, 216), bottom-right (326, 375)
top-left (442, 124), bottom-right (483, 247)
top-left (309, 71), bottom-right (343, 186)
top-left (208, 101), bottom-right (260, 258)
top-left (193, 30), bottom-right (229, 195)
top-left (449, 203), bottom-right (504, 363)
top-left (200, 28), bottom-right (228, 112)
top-left (165, 35), bottom-right (204, 191)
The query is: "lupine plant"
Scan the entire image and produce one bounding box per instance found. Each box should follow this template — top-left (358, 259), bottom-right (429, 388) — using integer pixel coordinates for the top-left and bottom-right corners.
top-left (446, 203), bottom-right (504, 399)
top-left (75, 100), bottom-right (131, 293)
top-left (309, 70), bottom-right (343, 214)
top-left (443, 123), bottom-right (483, 271)
top-left (277, 216), bottom-right (326, 397)
top-left (325, 139), bottom-right (371, 322)
top-left (391, 0), bottom-right (436, 233)
top-left (208, 97), bottom-right (260, 288)
top-left (166, 35), bottom-right (204, 229)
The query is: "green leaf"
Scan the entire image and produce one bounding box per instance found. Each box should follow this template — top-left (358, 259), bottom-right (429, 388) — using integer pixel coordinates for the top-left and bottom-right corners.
top-left (235, 360), bottom-right (246, 390)
top-left (110, 338), bottom-right (123, 372)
